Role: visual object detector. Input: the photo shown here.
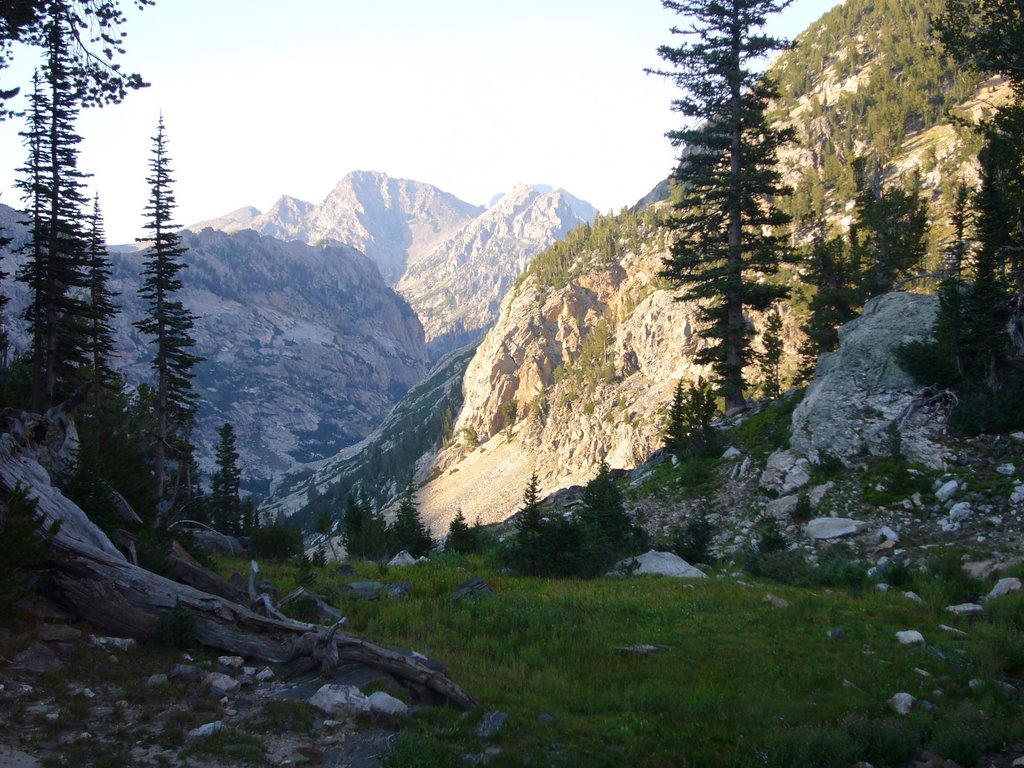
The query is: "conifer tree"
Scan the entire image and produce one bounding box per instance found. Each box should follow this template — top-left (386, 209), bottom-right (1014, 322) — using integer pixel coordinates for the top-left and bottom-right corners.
top-left (663, 377), bottom-right (719, 460)
top-left (848, 168), bottom-right (929, 299)
top-left (576, 458), bottom-right (642, 571)
top-left (389, 478), bottom-right (432, 558)
top-left (1, 0), bottom-right (154, 120)
top-left (134, 115), bottom-right (202, 504)
top-left (511, 473), bottom-right (547, 575)
top-left (650, 0), bottom-right (795, 411)
top-left (210, 422), bottom-right (242, 534)
top-left (341, 490), bottom-right (387, 560)
top-left (16, 18), bottom-right (93, 410)
top-left (756, 308), bottom-right (785, 400)
top-left (84, 194), bottom-right (118, 408)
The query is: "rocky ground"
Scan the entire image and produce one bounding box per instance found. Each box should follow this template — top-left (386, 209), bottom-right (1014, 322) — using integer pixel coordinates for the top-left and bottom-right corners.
top-left (0, 598), bottom-right (428, 768)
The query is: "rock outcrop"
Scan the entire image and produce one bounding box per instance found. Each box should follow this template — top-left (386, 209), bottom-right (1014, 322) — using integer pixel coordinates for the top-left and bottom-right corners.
top-left (789, 292), bottom-right (947, 468)
top-left (416, 210), bottom-right (803, 533)
top-left (397, 185), bottom-right (597, 357)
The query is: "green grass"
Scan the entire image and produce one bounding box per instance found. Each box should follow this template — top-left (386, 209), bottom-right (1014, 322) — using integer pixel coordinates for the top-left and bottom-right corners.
top-left (207, 554), bottom-right (1024, 767)
top-left (276, 558), bottom-right (1019, 768)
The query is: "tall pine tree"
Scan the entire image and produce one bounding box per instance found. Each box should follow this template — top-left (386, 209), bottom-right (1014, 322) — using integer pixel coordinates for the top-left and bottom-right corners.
top-left (15, 17), bottom-right (93, 411)
top-left (134, 115), bottom-right (201, 505)
top-left (650, 0), bottom-right (795, 411)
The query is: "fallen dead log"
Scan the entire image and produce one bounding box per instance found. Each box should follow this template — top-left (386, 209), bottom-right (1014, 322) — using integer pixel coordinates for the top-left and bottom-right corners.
top-left (0, 398), bottom-right (477, 710)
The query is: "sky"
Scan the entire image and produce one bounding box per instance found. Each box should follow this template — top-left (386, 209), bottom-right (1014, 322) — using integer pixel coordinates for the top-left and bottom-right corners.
top-left (0, 0), bottom-right (843, 244)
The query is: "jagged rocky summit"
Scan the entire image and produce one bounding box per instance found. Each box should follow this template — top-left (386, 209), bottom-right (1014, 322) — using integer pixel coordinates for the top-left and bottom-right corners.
top-left (188, 170), bottom-right (484, 286)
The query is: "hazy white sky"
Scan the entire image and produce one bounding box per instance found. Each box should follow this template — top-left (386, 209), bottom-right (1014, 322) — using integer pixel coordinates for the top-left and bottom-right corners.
top-left (0, 0), bottom-right (841, 244)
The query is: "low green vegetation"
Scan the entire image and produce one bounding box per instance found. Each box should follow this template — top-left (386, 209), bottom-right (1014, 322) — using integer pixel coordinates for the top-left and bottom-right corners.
top-left (231, 551), bottom-right (1024, 768)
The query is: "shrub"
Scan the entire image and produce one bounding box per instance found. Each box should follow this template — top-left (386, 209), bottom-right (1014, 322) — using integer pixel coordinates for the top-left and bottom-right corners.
top-left (0, 485), bottom-right (58, 607)
top-left (672, 513), bottom-right (715, 565)
top-left (250, 521), bottom-right (303, 560)
top-left (153, 600), bottom-right (197, 650)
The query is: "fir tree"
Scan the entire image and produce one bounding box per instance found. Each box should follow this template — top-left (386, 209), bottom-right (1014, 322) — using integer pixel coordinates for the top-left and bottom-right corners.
top-left (1, 0), bottom-right (154, 119)
top-left (15, 18), bottom-right (93, 410)
top-left (341, 490), bottom-right (387, 560)
top-left (794, 236), bottom-right (860, 376)
top-left (650, 0), bottom-right (795, 411)
top-left (848, 168), bottom-right (929, 299)
top-left (510, 473), bottom-right (548, 575)
top-left (134, 115), bottom-right (202, 504)
top-left (756, 308), bottom-right (785, 400)
top-left (389, 478), bottom-right (432, 558)
top-left (210, 422), bottom-right (242, 534)
top-left (663, 378), bottom-right (719, 460)
top-left (576, 458), bottom-right (643, 573)
top-left (84, 194), bottom-right (118, 408)
top-left (445, 509), bottom-right (473, 554)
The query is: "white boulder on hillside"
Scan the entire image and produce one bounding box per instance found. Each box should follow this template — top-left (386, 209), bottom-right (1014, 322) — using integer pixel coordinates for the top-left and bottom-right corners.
top-left (613, 551), bottom-right (706, 579)
top-left (790, 292), bottom-right (947, 468)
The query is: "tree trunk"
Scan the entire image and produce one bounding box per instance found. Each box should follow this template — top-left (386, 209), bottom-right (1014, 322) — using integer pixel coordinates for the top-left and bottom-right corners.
top-left (0, 399), bottom-right (476, 710)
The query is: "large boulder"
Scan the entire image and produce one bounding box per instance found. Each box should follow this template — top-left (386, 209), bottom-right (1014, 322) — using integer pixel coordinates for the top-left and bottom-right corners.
top-left (790, 293), bottom-right (948, 468)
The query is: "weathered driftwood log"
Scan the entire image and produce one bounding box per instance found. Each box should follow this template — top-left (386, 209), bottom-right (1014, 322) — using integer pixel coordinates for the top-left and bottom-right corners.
top-left (0, 398), bottom-right (476, 710)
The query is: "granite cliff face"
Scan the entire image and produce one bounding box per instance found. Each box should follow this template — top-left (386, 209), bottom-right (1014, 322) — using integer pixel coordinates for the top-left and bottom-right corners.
top-left (415, 209), bottom-right (802, 534)
top-left (396, 185), bottom-right (597, 358)
top-left (188, 171), bottom-right (483, 286)
top-left (0, 213), bottom-right (429, 487)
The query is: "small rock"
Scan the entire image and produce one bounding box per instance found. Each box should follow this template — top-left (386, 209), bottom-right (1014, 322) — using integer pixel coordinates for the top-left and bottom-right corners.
top-left (146, 674), bottom-right (168, 688)
top-left (186, 721), bottom-right (223, 742)
top-left (949, 501), bottom-right (973, 523)
top-left (203, 672), bottom-right (240, 696)
top-left (34, 625), bottom-right (82, 642)
top-left (878, 526), bottom-right (900, 543)
top-left (896, 630), bottom-right (925, 645)
top-left (888, 692), bottom-right (916, 715)
top-left (452, 576), bottom-right (492, 601)
top-left (763, 594), bottom-right (790, 608)
top-left (618, 644), bottom-right (662, 655)
top-left (1010, 484), bottom-right (1024, 505)
top-left (386, 583), bottom-right (413, 599)
top-left (765, 495), bottom-right (799, 520)
top-left (309, 684), bottom-right (368, 716)
top-left (11, 643), bottom-right (64, 674)
top-left (367, 691), bottom-right (408, 717)
top-left (938, 624), bottom-right (968, 636)
top-left (969, 678), bottom-right (985, 690)
top-left (935, 479), bottom-right (959, 502)
top-left (89, 635), bottom-right (135, 651)
top-left (476, 710), bottom-right (509, 739)
top-left (945, 603), bottom-right (983, 618)
top-left (805, 517), bottom-right (867, 540)
top-left (903, 591), bottom-right (924, 605)
top-left (387, 551), bottom-right (417, 567)
top-left (914, 668), bottom-right (931, 677)
top-left (346, 581), bottom-right (384, 601)
top-left (170, 664), bottom-right (203, 681)
top-left (218, 655), bottom-right (245, 669)
top-left (827, 627), bottom-right (847, 640)
top-left (963, 560), bottom-right (998, 580)
top-left (256, 667), bottom-right (275, 683)
top-left (997, 463), bottom-right (1016, 475)
top-left (875, 583), bottom-right (890, 592)
top-left (986, 577), bottom-right (1022, 601)
top-left (721, 446), bottom-right (742, 460)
